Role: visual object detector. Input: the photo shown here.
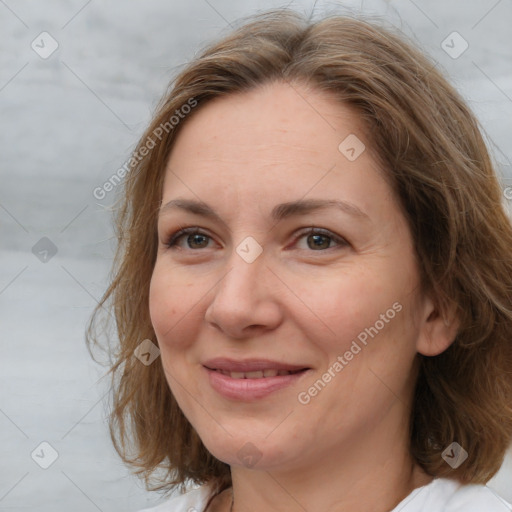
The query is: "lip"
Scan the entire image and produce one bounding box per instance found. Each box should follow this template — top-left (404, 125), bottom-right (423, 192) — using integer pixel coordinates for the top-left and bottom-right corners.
top-left (203, 357), bottom-right (309, 373)
top-left (203, 358), bottom-right (311, 401)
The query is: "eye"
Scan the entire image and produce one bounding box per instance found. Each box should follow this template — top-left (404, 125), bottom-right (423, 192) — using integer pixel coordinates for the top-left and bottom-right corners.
top-left (165, 227), bottom-right (214, 250)
top-left (163, 226), bottom-right (349, 252)
top-left (293, 227), bottom-right (349, 251)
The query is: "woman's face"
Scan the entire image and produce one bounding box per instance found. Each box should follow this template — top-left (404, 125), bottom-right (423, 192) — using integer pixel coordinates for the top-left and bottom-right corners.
top-left (149, 81), bottom-right (435, 472)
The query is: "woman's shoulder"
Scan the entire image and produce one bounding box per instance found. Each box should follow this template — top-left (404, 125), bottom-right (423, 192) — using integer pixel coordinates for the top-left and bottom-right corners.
top-left (394, 477), bottom-right (512, 511)
top-left (136, 484), bottom-right (212, 512)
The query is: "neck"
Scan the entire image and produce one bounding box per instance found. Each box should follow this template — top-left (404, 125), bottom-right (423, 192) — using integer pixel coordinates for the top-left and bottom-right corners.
top-left (230, 460), bottom-right (431, 512)
top-left (228, 415), bottom-right (433, 512)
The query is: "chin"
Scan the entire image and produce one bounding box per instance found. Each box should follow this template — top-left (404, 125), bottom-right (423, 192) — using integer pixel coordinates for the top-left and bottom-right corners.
top-left (197, 428), bottom-right (295, 471)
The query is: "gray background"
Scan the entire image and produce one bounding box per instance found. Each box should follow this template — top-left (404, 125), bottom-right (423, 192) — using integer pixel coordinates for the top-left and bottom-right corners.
top-left (1, 1), bottom-right (511, 511)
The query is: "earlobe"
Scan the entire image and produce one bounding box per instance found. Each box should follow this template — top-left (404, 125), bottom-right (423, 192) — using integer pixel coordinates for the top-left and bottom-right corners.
top-left (416, 296), bottom-right (460, 357)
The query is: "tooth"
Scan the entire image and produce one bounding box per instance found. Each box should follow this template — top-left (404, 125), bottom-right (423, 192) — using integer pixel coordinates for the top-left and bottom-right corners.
top-left (245, 371), bottom-right (264, 378)
top-left (223, 369), bottom-right (296, 379)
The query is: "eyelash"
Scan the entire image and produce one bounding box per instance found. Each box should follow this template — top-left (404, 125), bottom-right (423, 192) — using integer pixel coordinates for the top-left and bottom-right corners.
top-left (164, 226), bottom-right (349, 252)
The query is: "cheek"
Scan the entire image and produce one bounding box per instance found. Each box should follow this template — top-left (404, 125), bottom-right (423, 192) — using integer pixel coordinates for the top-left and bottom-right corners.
top-left (149, 266), bottom-right (200, 406)
top-left (295, 267), bottom-right (394, 351)
top-left (294, 262), bottom-right (419, 388)
top-left (149, 264), bottom-right (191, 350)
top-left (148, 267), bottom-right (170, 338)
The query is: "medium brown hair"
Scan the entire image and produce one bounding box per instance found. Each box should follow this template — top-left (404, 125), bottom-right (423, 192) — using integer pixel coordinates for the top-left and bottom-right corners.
top-left (86, 7), bottom-right (512, 499)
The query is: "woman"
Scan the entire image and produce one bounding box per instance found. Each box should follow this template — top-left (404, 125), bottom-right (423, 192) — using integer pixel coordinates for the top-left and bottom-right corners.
top-left (87, 7), bottom-right (512, 512)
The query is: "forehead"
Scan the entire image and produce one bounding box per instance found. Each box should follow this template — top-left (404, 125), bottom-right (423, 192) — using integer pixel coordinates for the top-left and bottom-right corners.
top-left (160, 81), bottom-right (392, 223)
top-left (165, 82), bottom-right (371, 175)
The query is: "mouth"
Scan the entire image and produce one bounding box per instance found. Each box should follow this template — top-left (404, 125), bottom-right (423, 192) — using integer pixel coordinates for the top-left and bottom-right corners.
top-left (210, 368), bottom-right (306, 379)
top-left (202, 358), bottom-right (311, 400)
top-left (203, 357), bottom-right (310, 375)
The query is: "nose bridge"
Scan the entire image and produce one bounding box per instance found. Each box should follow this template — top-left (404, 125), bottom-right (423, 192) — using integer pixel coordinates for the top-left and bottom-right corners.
top-left (205, 237), bottom-right (281, 335)
top-left (217, 237), bottom-right (267, 304)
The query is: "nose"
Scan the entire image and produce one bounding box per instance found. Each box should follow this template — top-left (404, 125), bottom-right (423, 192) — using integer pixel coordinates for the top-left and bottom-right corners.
top-left (204, 247), bottom-right (283, 339)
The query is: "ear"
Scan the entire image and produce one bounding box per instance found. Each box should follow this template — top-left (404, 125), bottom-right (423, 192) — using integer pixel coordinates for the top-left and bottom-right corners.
top-left (416, 294), bottom-right (460, 357)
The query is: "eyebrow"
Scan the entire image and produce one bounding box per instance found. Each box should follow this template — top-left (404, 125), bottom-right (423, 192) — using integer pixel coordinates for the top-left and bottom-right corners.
top-left (158, 197), bottom-right (370, 224)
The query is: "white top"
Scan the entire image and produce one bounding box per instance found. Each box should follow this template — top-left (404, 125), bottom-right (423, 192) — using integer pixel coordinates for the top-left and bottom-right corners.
top-left (137, 477), bottom-right (512, 511)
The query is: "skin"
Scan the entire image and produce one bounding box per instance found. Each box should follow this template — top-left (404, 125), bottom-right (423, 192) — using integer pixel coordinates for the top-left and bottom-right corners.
top-left (149, 80), bottom-right (459, 512)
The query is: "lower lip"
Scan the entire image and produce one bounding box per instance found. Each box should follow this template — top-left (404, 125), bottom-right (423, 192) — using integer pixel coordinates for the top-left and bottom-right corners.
top-left (205, 367), bottom-right (310, 401)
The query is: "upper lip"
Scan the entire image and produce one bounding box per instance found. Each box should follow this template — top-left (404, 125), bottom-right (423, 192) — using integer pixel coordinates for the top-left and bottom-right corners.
top-left (203, 358), bottom-right (310, 372)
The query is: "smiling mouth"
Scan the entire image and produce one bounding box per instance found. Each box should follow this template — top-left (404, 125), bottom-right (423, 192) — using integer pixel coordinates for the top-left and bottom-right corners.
top-left (204, 364), bottom-right (311, 400)
top-left (211, 368), bottom-right (307, 379)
